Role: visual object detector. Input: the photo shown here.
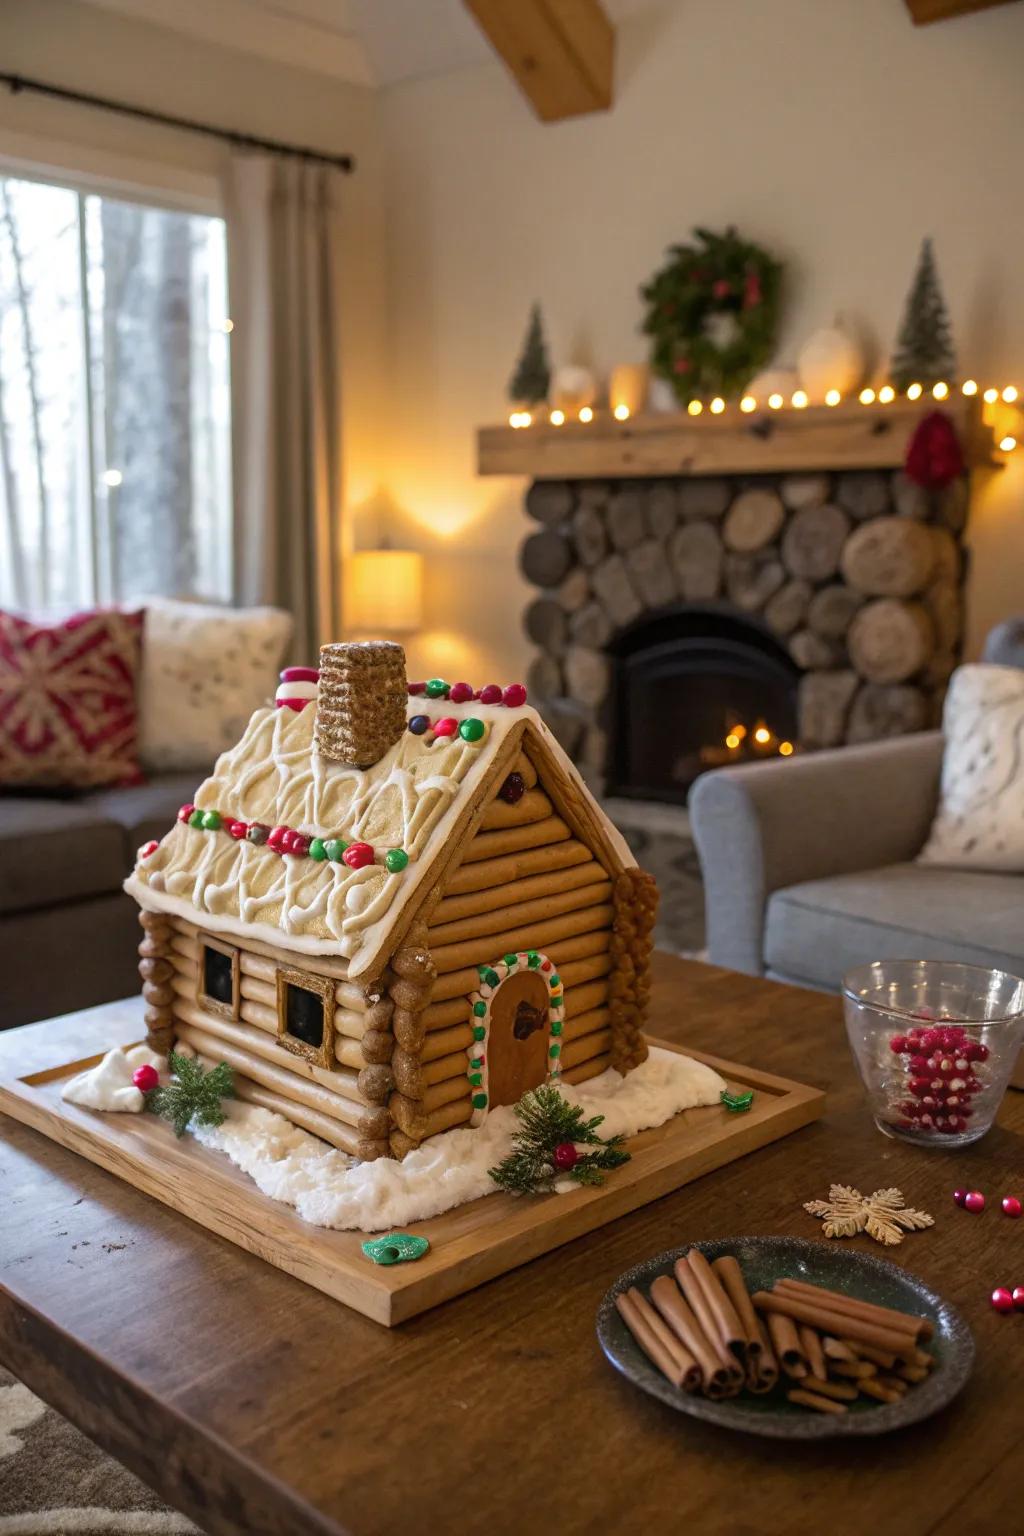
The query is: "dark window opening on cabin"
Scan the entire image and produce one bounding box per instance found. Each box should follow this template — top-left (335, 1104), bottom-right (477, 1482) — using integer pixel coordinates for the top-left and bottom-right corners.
top-left (284, 983), bottom-right (326, 1050)
top-left (202, 945), bottom-right (235, 1008)
top-left (513, 1000), bottom-right (546, 1040)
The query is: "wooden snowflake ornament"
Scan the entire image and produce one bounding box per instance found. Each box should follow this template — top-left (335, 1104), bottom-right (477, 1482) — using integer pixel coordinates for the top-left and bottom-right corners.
top-left (803, 1184), bottom-right (934, 1247)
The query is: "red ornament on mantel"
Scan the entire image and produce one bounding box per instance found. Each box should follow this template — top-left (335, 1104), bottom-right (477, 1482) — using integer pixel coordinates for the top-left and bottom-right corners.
top-left (904, 410), bottom-right (965, 489)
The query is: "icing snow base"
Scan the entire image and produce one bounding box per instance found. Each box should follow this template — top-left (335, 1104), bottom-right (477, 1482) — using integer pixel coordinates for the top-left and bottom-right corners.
top-left (192, 1046), bottom-right (727, 1232)
top-left (62, 1045), bottom-right (166, 1112)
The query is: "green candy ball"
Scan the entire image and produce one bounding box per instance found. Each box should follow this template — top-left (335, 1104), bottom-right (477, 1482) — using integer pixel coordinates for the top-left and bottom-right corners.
top-left (550, 1020), bottom-right (563, 1037)
top-left (549, 1042), bottom-right (561, 1058)
top-left (385, 848), bottom-right (409, 873)
top-left (468, 1072), bottom-right (482, 1088)
top-left (309, 837), bottom-right (328, 861)
top-left (188, 809), bottom-right (205, 828)
top-left (472, 1092), bottom-right (488, 1111)
top-left (200, 810), bottom-right (222, 831)
top-left (459, 717), bottom-right (485, 743)
top-left (324, 838), bottom-right (348, 861)
top-left (472, 1001), bottom-right (487, 1018)
top-left (472, 1025), bottom-right (486, 1041)
top-left (425, 678), bottom-right (449, 698)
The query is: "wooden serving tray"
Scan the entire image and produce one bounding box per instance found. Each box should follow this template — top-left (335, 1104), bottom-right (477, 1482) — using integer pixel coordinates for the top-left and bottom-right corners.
top-left (0, 1028), bottom-right (823, 1326)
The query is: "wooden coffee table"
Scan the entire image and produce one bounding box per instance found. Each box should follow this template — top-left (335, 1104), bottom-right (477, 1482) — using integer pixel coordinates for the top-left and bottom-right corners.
top-left (2, 955), bottom-right (1020, 1536)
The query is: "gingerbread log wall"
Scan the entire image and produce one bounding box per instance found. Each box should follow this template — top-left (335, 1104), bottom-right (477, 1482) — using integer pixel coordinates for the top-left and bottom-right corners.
top-left (164, 915), bottom-right (392, 1160)
top-left (388, 747), bottom-right (622, 1154)
top-left (138, 908), bottom-right (175, 1055)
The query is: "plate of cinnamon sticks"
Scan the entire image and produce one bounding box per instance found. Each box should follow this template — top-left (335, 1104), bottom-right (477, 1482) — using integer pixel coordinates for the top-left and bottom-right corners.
top-left (598, 1236), bottom-right (973, 1437)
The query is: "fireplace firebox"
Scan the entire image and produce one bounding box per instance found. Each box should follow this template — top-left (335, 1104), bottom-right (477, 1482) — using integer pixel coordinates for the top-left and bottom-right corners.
top-left (606, 605), bottom-right (801, 802)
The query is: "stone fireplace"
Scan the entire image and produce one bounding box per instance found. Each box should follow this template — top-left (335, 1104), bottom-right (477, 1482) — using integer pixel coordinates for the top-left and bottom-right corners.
top-left (518, 468), bottom-right (968, 797)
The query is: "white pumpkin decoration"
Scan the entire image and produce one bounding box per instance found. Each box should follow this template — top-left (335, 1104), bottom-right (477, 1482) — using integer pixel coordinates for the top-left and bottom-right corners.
top-left (551, 364), bottom-right (597, 412)
top-left (746, 366), bottom-right (801, 401)
top-left (797, 322), bottom-right (865, 402)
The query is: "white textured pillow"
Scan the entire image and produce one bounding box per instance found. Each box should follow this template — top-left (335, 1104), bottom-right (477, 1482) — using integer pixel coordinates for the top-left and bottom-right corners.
top-left (139, 598), bottom-right (293, 772)
top-left (919, 663), bottom-right (1024, 872)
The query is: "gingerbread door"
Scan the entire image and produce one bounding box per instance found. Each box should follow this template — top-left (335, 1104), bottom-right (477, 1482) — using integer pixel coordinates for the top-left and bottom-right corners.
top-left (486, 967), bottom-right (551, 1109)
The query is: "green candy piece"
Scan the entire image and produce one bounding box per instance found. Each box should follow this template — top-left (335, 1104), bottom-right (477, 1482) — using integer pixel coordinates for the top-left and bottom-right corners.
top-left (308, 837), bottom-right (328, 861)
top-left (361, 1233), bottom-right (430, 1266)
top-left (472, 1025), bottom-right (486, 1041)
top-left (550, 1020), bottom-right (562, 1036)
top-left (200, 809), bottom-right (222, 831)
top-left (425, 678), bottom-right (449, 698)
top-left (468, 1072), bottom-right (482, 1087)
top-left (385, 847), bottom-right (409, 873)
top-left (503, 953), bottom-right (518, 968)
top-left (527, 951), bottom-right (541, 968)
top-left (549, 1042), bottom-right (561, 1058)
top-left (459, 717), bottom-right (485, 742)
top-left (472, 1092), bottom-right (488, 1110)
top-left (188, 809), bottom-right (205, 828)
top-left (481, 968), bottom-right (500, 989)
top-left (470, 1056), bottom-right (483, 1069)
top-left (472, 1001), bottom-right (487, 1018)
top-left (549, 973), bottom-right (561, 988)
top-left (720, 1089), bottom-right (755, 1114)
top-left (324, 838), bottom-right (348, 861)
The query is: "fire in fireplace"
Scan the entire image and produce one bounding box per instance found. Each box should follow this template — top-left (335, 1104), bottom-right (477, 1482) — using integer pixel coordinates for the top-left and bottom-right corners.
top-left (605, 604), bottom-right (801, 802)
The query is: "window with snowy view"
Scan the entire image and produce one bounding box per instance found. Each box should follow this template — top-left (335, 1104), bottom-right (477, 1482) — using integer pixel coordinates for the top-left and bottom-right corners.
top-left (0, 174), bottom-right (232, 610)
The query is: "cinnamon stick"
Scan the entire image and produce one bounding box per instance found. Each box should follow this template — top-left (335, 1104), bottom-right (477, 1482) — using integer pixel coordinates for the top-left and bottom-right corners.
top-left (685, 1249), bottom-right (747, 1367)
top-left (649, 1276), bottom-right (731, 1397)
top-left (858, 1377), bottom-right (902, 1404)
top-left (897, 1364), bottom-right (929, 1384)
top-left (766, 1311), bottom-right (807, 1379)
top-left (822, 1336), bottom-right (857, 1362)
top-left (830, 1359), bottom-right (877, 1380)
top-left (752, 1290), bottom-right (918, 1361)
top-left (798, 1325), bottom-right (826, 1383)
top-left (842, 1339), bottom-right (896, 1370)
top-left (787, 1388), bottom-right (847, 1416)
top-left (774, 1277), bottom-right (932, 1341)
top-left (673, 1259), bottom-right (744, 1385)
top-left (711, 1254), bottom-right (764, 1362)
top-left (748, 1318), bottom-right (779, 1394)
top-left (802, 1375), bottom-right (857, 1402)
top-left (615, 1289), bottom-right (700, 1392)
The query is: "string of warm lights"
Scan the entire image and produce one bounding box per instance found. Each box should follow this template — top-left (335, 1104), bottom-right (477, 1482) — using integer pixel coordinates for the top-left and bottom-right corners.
top-left (508, 378), bottom-right (1022, 451)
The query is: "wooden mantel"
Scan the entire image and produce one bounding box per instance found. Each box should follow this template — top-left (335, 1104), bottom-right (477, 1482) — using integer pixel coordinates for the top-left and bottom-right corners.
top-left (477, 398), bottom-right (1001, 479)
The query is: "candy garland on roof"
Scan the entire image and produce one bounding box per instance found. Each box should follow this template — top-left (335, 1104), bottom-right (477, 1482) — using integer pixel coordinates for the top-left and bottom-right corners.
top-left (407, 678), bottom-right (528, 708)
top-left (168, 802), bottom-right (409, 872)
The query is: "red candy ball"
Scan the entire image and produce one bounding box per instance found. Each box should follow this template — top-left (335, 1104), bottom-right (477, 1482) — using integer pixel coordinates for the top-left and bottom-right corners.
top-left (889, 1034), bottom-right (908, 1054)
top-left (503, 683), bottom-right (528, 708)
top-left (407, 681), bottom-right (426, 696)
top-left (139, 840), bottom-right (159, 860)
top-left (177, 803), bottom-right (195, 823)
top-left (964, 1190), bottom-right (986, 1213)
top-left (288, 834), bottom-right (310, 857)
top-left (953, 1187), bottom-right (969, 1207)
top-left (280, 665), bottom-right (319, 683)
top-left (267, 825), bottom-right (289, 851)
top-left (478, 683), bottom-right (503, 705)
top-left (991, 1286), bottom-right (1015, 1314)
top-left (552, 1141), bottom-right (578, 1171)
top-left (227, 818), bottom-right (248, 840)
top-left (132, 1064), bottom-right (159, 1093)
top-left (1002, 1196), bottom-right (1022, 1219)
top-left (448, 682), bottom-right (474, 703)
top-left (343, 841), bottom-right (375, 869)
top-left (1013, 1287), bottom-right (1024, 1312)
top-left (433, 717), bottom-right (458, 738)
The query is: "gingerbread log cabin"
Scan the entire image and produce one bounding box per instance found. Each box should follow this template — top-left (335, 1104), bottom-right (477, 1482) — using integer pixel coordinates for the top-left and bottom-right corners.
top-left (125, 641), bottom-right (655, 1161)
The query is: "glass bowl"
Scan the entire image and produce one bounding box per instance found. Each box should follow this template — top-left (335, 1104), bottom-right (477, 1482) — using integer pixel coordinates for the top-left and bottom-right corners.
top-left (842, 959), bottom-right (1024, 1148)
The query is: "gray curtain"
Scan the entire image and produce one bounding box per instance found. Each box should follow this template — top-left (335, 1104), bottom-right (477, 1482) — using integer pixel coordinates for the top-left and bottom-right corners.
top-left (224, 153), bottom-right (344, 662)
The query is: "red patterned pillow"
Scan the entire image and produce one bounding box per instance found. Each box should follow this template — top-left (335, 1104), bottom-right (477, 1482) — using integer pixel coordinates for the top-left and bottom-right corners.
top-left (0, 609), bottom-right (145, 788)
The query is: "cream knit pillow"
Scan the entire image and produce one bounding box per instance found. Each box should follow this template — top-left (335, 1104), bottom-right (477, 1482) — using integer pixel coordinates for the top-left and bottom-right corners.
top-left (919, 663), bottom-right (1024, 872)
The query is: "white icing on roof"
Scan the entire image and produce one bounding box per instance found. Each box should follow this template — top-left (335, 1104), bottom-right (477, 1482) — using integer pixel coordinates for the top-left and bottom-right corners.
top-left (126, 696), bottom-right (634, 978)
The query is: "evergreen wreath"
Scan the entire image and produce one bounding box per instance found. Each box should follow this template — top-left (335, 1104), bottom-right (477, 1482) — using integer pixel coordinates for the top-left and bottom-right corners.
top-left (146, 1052), bottom-right (235, 1138)
top-left (489, 1084), bottom-right (630, 1195)
top-left (641, 226), bottom-right (783, 404)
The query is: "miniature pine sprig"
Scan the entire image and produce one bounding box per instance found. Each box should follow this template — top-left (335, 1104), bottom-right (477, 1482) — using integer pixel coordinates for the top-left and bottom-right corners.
top-left (489, 1083), bottom-right (630, 1195)
top-left (147, 1051), bottom-right (235, 1138)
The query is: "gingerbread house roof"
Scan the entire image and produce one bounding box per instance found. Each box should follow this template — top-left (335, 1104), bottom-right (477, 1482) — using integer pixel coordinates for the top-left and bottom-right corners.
top-left (124, 693), bottom-right (635, 979)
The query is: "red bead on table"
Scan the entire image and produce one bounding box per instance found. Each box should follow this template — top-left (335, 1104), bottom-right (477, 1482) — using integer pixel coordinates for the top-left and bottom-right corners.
top-left (964, 1190), bottom-right (986, 1213)
top-left (343, 841), bottom-right (375, 869)
top-left (1002, 1196), bottom-right (1022, 1219)
top-left (478, 684), bottom-right (502, 705)
top-left (991, 1287), bottom-right (1015, 1314)
top-left (132, 1064), bottom-right (160, 1093)
top-left (502, 683), bottom-right (528, 708)
top-left (953, 1187), bottom-right (968, 1207)
top-left (1013, 1287), bottom-right (1024, 1312)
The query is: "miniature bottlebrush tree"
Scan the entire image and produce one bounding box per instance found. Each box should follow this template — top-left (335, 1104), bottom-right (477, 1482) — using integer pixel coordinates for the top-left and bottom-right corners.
top-left (890, 238), bottom-right (956, 390)
top-left (508, 304), bottom-right (551, 405)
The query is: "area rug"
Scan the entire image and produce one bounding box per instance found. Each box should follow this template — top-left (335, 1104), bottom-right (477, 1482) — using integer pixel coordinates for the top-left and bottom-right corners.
top-left (0, 1367), bottom-right (199, 1535)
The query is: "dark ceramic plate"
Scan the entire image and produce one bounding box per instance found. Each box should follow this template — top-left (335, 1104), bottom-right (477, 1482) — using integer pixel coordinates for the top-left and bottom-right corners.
top-left (597, 1235), bottom-right (973, 1438)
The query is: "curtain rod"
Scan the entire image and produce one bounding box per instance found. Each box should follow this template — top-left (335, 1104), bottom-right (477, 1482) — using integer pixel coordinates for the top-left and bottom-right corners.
top-left (1, 71), bottom-right (355, 174)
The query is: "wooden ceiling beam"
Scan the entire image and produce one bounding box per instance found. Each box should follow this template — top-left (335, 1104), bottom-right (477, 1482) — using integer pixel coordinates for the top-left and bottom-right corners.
top-left (463, 0), bottom-right (614, 122)
top-left (904, 0), bottom-right (1021, 24)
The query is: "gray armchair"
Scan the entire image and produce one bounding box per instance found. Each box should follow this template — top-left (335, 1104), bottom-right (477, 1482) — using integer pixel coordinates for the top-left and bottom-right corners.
top-left (689, 619), bottom-right (1024, 992)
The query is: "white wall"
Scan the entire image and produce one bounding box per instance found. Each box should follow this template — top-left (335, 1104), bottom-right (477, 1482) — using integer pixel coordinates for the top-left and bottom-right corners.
top-left (381, 0), bottom-right (1024, 685)
top-left (0, 0), bottom-right (390, 589)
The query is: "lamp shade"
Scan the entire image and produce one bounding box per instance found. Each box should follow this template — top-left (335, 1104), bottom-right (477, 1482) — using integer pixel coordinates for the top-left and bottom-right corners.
top-left (348, 549), bottom-right (423, 633)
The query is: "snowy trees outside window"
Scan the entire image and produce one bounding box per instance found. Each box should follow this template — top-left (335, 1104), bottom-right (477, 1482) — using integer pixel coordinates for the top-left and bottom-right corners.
top-left (0, 176), bottom-right (232, 610)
